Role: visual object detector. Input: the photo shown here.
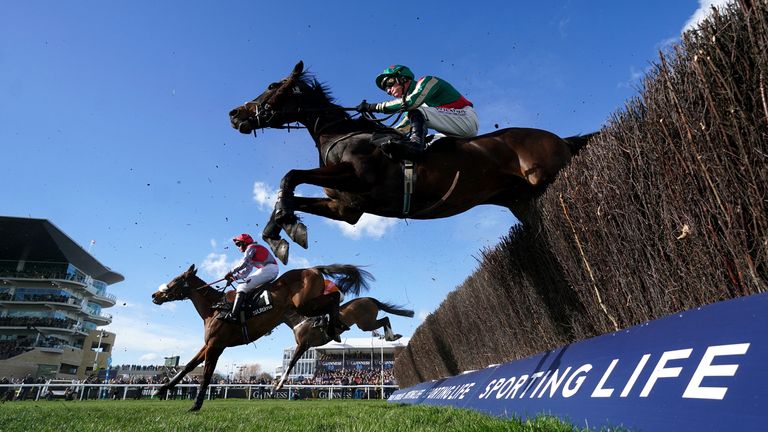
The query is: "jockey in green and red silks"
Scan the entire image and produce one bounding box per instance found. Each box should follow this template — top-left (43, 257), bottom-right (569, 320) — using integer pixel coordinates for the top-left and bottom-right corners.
top-left (356, 64), bottom-right (479, 156)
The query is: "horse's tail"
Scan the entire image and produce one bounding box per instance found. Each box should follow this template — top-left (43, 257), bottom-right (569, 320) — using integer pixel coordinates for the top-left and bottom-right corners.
top-left (371, 298), bottom-right (415, 318)
top-left (314, 264), bottom-right (373, 297)
top-left (563, 131), bottom-right (599, 157)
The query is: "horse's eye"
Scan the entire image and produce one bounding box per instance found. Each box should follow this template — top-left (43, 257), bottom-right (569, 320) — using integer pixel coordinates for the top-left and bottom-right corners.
top-left (268, 83), bottom-right (279, 90)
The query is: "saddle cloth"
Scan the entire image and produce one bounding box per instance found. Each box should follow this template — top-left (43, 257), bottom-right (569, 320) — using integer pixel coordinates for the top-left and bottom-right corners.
top-left (214, 289), bottom-right (274, 320)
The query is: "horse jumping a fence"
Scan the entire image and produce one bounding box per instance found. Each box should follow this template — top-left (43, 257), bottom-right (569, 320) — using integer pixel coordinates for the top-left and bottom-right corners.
top-left (275, 297), bottom-right (414, 390)
top-left (229, 61), bottom-right (595, 263)
top-left (150, 263), bottom-right (371, 411)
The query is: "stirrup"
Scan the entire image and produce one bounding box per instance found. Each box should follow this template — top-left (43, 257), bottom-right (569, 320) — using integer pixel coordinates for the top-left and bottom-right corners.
top-left (312, 315), bottom-right (329, 328)
top-left (218, 312), bottom-right (236, 322)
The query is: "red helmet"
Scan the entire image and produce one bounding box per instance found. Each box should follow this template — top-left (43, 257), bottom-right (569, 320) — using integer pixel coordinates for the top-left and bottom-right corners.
top-left (232, 233), bottom-right (254, 245)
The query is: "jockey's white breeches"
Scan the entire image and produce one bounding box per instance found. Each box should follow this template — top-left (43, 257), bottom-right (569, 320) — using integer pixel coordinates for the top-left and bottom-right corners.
top-left (416, 106), bottom-right (478, 138)
top-left (235, 264), bottom-right (279, 294)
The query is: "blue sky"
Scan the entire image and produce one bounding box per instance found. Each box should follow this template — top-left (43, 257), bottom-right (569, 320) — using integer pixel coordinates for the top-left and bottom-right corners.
top-left (1, 1), bottom-right (728, 375)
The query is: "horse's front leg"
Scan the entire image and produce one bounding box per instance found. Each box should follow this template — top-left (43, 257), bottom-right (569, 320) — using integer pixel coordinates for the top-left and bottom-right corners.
top-left (274, 162), bottom-right (366, 223)
top-left (152, 346), bottom-right (206, 398)
top-left (189, 346), bottom-right (224, 412)
top-left (262, 211), bottom-right (290, 264)
top-left (267, 163), bottom-right (370, 262)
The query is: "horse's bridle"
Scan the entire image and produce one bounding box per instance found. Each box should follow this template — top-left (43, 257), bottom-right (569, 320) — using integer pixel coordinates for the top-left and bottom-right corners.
top-left (244, 101), bottom-right (276, 130)
top-left (163, 276), bottom-right (225, 301)
top-left (161, 278), bottom-right (193, 301)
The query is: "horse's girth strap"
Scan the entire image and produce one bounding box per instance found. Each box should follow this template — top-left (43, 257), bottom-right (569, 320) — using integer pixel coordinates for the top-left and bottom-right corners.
top-left (403, 161), bottom-right (416, 215)
top-left (322, 131), bottom-right (368, 166)
top-left (407, 171), bottom-right (461, 218)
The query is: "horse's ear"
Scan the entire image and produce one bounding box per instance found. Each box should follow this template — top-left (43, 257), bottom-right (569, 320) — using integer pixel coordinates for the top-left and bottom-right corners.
top-left (292, 61), bottom-right (304, 77)
top-left (187, 264), bottom-right (196, 274)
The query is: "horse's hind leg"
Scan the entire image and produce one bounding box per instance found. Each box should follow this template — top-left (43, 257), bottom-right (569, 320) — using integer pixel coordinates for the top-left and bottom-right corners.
top-left (297, 293), bottom-right (347, 338)
top-left (356, 316), bottom-right (402, 341)
top-left (276, 341), bottom-right (310, 391)
top-left (382, 318), bottom-right (403, 341)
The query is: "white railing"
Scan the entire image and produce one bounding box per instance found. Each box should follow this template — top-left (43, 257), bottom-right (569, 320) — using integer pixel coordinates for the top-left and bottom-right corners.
top-left (1, 383), bottom-right (399, 402)
top-left (93, 291), bottom-right (116, 303)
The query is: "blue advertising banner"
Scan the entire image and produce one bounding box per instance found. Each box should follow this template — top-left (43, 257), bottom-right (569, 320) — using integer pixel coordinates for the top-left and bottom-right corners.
top-left (389, 293), bottom-right (767, 431)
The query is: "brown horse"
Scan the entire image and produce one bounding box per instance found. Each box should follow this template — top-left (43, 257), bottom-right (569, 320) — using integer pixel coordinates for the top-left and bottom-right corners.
top-left (150, 263), bottom-right (371, 411)
top-left (275, 297), bottom-right (414, 390)
top-left (228, 61), bottom-right (595, 263)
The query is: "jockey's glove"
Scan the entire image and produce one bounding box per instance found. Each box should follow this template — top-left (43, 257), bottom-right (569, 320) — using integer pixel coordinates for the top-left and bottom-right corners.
top-left (356, 100), bottom-right (378, 113)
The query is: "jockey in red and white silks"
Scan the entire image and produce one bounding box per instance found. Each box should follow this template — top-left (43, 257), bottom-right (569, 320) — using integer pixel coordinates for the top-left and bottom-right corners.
top-left (221, 233), bottom-right (279, 322)
top-left (229, 234), bottom-right (279, 294)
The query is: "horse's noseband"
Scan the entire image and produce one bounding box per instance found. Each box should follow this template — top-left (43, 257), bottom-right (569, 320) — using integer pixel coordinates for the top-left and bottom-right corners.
top-left (165, 279), bottom-right (190, 301)
top-left (247, 102), bottom-right (276, 130)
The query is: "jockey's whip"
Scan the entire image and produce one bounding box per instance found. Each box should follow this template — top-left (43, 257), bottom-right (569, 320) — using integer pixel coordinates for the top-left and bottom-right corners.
top-left (195, 277), bottom-right (228, 291)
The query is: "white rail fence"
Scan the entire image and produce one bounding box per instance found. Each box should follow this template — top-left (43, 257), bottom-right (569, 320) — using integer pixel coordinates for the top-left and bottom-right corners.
top-left (1, 382), bottom-right (399, 402)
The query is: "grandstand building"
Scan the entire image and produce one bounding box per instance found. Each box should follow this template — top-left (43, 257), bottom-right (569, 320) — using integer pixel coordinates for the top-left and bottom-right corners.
top-left (0, 216), bottom-right (122, 380)
top-left (277, 337), bottom-right (410, 382)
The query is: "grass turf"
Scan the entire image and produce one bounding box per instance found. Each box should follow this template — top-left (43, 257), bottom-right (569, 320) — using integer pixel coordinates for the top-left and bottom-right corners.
top-left (0, 399), bottom-right (588, 432)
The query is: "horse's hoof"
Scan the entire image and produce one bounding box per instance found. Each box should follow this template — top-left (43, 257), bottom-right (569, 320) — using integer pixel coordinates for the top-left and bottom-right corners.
top-left (188, 405), bottom-right (201, 412)
top-left (274, 239), bottom-right (290, 264)
top-left (283, 221), bottom-right (308, 249)
top-left (387, 334), bottom-right (403, 342)
top-left (273, 204), bottom-right (294, 223)
top-left (264, 237), bottom-right (289, 264)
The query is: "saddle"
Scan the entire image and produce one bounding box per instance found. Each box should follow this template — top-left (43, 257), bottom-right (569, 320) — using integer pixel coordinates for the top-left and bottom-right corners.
top-left (371, 131), bottom-right (433, 215)
top-left (370, 131), bottom-right (448, 161)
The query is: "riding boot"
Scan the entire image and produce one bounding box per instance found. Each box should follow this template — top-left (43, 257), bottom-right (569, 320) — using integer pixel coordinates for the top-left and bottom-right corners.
top-left (223, 291), bottom-right (245, 323)
top-left (323, 312), bottom-right (343, 343)
top-left (405, 109), bottom-right (427, 156)
top-left (327, 304), bottom-right (348, 343)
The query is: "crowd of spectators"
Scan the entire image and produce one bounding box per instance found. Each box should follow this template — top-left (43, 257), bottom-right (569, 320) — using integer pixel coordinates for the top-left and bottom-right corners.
top-left (304, 368), bottom-right (395, 386)
top-left (112, 364), bottom-right (167, 372)
top-left (0, 262), bottom-right (87, 284)
top-left (0, 316), bottom-right (78, 330)
top-left (0, 374), bottom-right (43, 401)
top-left (15, 293), bottom-right (77, 304)
top-left (0, 339), bottom-right (31, 360)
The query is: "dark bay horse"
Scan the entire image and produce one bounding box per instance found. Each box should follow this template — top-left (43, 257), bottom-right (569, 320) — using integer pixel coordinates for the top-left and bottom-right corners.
top-left (229, 61), bottom-right (595, 263)
top-left (150, 263), bottom-right (371, 411)
top-left (275, 297), bottom-right (414, 390)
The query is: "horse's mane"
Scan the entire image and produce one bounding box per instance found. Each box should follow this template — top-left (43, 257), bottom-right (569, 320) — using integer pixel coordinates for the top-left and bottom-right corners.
top-left (188, 274), bottom-right (225, 300)
top-left (270, 69), bottom-right (348, 119)
top-left (298, 72), bottom-right (337, 106)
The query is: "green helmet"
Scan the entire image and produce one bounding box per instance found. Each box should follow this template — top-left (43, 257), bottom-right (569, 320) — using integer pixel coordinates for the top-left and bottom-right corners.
top-left (375, 64), bottom-right (415, 90)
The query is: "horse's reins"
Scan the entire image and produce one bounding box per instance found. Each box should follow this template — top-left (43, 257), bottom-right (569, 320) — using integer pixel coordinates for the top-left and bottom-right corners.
top-left (250, 105), bottom-right (404, 135)
top-left (194, 276), bottom-right (250, 342)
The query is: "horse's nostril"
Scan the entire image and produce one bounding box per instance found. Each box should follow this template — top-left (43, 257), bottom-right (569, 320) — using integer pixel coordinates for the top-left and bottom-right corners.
top-left (229, 108), bottom-right (239, 117)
